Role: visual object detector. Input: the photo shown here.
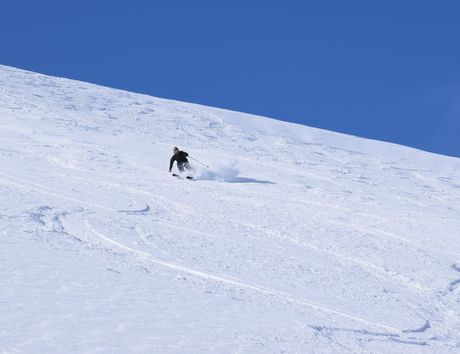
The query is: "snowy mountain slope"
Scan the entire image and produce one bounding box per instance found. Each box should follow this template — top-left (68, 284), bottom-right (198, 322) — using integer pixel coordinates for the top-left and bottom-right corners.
top-left (1, 64), bottom-right (460, 353)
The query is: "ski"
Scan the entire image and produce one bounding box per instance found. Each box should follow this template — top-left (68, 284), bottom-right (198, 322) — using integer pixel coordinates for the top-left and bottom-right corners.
top-left (172, 173), bottom-right (194, 180)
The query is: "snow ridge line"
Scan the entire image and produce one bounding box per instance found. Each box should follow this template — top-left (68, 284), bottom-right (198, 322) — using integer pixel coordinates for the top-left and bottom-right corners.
top-left (85, 220), bottom-right (403, 334)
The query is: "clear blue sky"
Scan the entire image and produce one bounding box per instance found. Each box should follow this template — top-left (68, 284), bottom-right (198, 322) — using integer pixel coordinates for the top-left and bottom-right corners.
top-left (1, 0), bottom-right (459, 157)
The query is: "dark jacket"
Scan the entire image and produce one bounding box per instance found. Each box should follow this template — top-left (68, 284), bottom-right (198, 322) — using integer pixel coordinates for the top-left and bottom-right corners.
top-left (169, 151), bottom-right (189, 171)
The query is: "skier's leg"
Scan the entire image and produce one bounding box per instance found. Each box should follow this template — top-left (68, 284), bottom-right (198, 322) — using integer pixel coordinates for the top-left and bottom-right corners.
top-left (177, 162), bottom-right (185, 173)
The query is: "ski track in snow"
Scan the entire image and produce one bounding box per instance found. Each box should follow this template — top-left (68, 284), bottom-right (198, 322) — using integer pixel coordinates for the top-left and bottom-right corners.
top-left (0, 170), bottom-right (117, 212)
top-left (0, 165), bottom-right (446, 347)
top-left (1, 65), bottom-right (460, 352)
top-left (0, 168), bottom-right (433, 295)
top-left (84, 220), bottom-right (404, 334)
top-left (1, 145), bottom-right (457, 352)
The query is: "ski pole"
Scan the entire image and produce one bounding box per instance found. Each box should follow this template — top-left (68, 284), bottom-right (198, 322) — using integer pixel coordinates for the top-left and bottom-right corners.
top-left (189, 156), bottom-right (209, 168)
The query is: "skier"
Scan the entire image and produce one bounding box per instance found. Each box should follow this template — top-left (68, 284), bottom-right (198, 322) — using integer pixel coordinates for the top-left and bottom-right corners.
top-left (169, 146), bottom-right (192, 174)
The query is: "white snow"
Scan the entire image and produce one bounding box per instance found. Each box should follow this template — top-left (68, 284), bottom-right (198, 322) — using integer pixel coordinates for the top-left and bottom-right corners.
top-left (1, 64), bottom-right (460, 353)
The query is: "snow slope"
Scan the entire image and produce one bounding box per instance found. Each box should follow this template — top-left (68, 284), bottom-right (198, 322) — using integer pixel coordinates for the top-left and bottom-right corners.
top-left (1, 64), bottom-right (460, 353)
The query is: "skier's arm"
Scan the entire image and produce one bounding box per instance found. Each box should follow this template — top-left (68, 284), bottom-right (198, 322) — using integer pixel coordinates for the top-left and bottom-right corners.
top-left (169, 156), bottom-right (175, 172)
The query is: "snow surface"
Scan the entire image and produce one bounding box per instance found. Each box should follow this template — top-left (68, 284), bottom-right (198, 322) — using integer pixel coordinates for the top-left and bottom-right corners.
top-left (1, 64), bottom-right (460, 353)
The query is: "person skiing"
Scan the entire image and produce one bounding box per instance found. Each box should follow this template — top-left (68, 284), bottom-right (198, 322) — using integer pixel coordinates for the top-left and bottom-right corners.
top-left (169, 146), bottom-right (192, 174)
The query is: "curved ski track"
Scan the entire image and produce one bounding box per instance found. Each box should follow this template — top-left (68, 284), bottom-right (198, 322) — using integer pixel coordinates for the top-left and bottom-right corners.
top-left (1, 168), bottom-right (454, 344)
